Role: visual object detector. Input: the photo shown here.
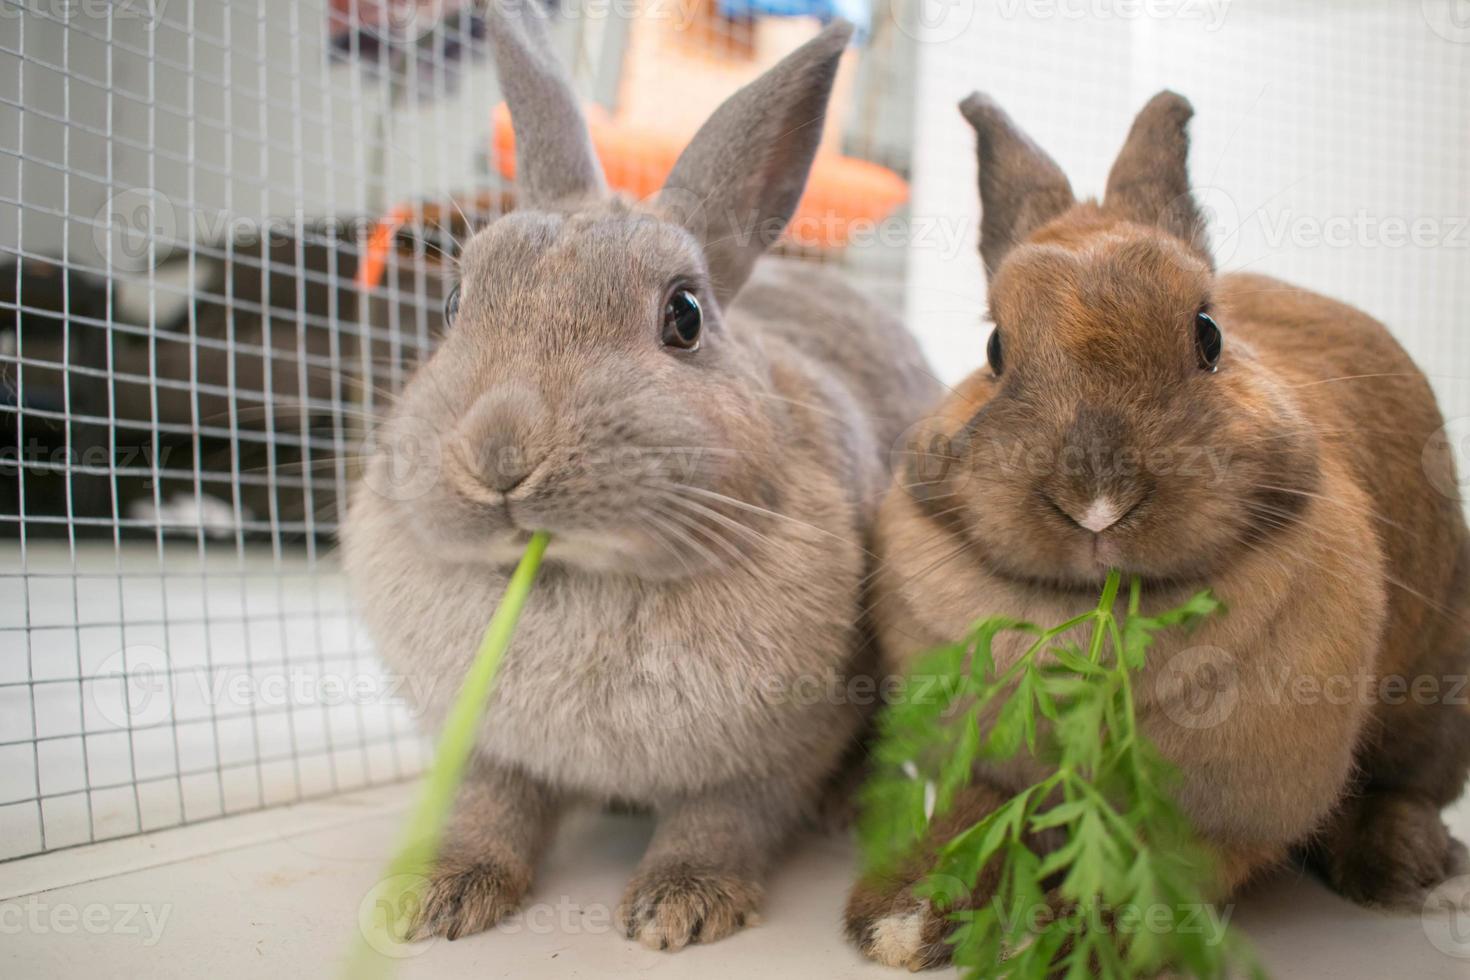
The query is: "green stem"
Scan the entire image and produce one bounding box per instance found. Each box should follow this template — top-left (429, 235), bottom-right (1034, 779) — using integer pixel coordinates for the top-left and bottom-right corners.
top-left (1118, 578), bottom-right (1149, 789)
top-left (985, 612), bottom-right (1097, 689)
top-left (1087, 569), bottom-right (1123, 664)
top-left (1069, 773), bottom-right (1146, 851)
top-left (966, 611), bottom-right (1100, 735)
top-left (345, 530), bottom-right (551, 978)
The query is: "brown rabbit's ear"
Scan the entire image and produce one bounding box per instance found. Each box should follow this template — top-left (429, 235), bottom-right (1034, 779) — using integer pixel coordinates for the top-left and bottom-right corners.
top-left (485, 0), bottom-right (606, 206)
top-left (661, 21), bottom-right (853, 307)
top-left (959, 92), bottom-right (1076, 277)
top-left (1103, 91), bottom-right (1209, 262)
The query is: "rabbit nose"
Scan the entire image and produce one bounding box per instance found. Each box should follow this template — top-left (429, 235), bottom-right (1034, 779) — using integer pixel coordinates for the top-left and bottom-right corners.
top-left (1072, 497), bottom-right (1124, 533)
top-left (1051, 494), bottom-right (1139, 535)
top-left (481, 441), bottom-right (543, 493)
top-left (458, 387), bottom-right (548, 493)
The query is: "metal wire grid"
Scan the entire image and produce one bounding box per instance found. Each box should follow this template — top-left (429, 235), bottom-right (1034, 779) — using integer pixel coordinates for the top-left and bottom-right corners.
top-left (0, 0), bottom-right (456, 860)
top-left (0, 0), bottom-right (913, 860)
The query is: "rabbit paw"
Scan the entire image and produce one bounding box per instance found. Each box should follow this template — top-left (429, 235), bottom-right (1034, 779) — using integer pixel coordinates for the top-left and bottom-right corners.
top-left (407, 856), bottom-right (531, 941)
top-left (1423, 838), bottom-right (1470, 912)
top-left (618, 862), bottom-right (762, 951)
top-left (844, 876), bottom-right (952, 970)
top-left (1324, 795), bottom-right (1469, 910)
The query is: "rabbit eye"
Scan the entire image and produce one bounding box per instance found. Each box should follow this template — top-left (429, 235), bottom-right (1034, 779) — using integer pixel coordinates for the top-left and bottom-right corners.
top-left (1195, 311), bottom-right (1222, 372)
top-left (986, 328), bottom-right (1004, 376)
top-left (662, 288), bottom-right (702, 351)
top-left (444, 285), bottom-right (461, 326)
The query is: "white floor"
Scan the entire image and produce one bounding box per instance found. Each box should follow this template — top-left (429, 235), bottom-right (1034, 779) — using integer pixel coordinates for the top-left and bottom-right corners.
top-left (1, 782), bottom-right (1467, 979)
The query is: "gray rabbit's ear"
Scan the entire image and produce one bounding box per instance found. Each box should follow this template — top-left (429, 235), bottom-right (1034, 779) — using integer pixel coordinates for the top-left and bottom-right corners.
top-left (1103, 91), bottom-right (1209, 262)
top-left (661, 21), bottom-right (853, 306)
top-left (486, 0), bottom-right (605, 206)
top-left (959, 92), bottom-right (1075, 278)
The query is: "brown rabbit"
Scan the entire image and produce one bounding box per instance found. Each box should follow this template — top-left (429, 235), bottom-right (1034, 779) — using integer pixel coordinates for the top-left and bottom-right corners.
top-left (845, 90), bottom-right (1470, 969)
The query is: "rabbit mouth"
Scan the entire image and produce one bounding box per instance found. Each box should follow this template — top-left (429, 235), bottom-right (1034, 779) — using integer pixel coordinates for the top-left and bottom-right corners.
top-left (503, 527), bottom-right (537, 547)
top-left (986, 552), bottom-right (1209, 598)
top-left (1088, 533), bottom-right (1123, 569)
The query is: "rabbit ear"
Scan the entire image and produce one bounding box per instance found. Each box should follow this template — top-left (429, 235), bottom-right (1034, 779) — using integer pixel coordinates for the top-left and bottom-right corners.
top-left (660, 21), bottom-right (853, 306)
top-left (1103, 91), bottom-right (1209, 260)
top-left (486, 0), bottom-right (605, 206)
top-left (959, 93), bottom-right (1076, 277)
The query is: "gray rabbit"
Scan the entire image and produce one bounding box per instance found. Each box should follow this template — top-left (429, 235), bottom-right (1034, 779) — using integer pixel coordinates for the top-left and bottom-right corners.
top-left (342, 4), bottom-right (937, 950)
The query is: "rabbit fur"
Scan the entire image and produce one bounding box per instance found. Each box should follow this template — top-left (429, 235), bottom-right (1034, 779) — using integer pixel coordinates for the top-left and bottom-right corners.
top-left (342, 6), bottom-right (937, 952)
top-left (845, 90), bottom-right (1470, 969)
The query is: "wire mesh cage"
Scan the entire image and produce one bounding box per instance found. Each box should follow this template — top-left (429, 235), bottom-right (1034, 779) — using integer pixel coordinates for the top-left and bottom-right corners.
top-left (3, 0), bottom-right (1468, 867)
top-left (0, 0), bottom-right (918, 859)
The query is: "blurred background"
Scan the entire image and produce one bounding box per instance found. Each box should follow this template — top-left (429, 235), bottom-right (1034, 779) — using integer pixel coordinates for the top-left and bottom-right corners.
top-left (0, 0), bottom-right (1467, 861)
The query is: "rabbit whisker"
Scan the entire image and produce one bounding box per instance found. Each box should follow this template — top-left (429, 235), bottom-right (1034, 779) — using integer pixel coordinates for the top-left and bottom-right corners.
top-left (631, 512), bottom-right (697, 578)
top-left (637, 508), bottom-right (713, 575)
top-left (1242, 500), bottom-right (1466, 624)
top-left (1285, 372), bottom-right (1422, 390)
top-left (1249, 483), bottom-right (1408, 533)
top-left (856, 503), bottom-right (973, 590)
top-left (650, 498), bottom-right (749, 568)
top-left (649, 501), bottom-right (732, 569)
top-left (651, 486), bottom-right (782, 554)
top-left (652, 481), bottom-right (870, 555)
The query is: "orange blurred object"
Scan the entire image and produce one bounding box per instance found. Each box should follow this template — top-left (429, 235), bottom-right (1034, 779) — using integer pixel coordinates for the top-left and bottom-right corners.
top-left (355, 202), bottom-right (415, 291)
top-left (355, 103), bottom-right (909, 295)
top-left (490, 102), bottom-right (908, 250)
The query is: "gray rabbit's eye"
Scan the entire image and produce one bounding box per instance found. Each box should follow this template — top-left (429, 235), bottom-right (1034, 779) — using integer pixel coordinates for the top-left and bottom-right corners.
top-left (444, 284), bottom-right (461, 326)
top-left (662, 288), bottom-right (702, 351)
top-left (1195, 310), bottom-right (1222, 372)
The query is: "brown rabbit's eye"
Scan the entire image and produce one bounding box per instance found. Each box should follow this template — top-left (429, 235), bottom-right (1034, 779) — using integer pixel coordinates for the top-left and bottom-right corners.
top-left (444, 285), bottom-right (461, 326)
top-left (986, 328), bottom-right (1004, 376)
top-left (1195, 311), bottom-right (1222, 371)
top-left (662, 288), bottom-right (702, 351)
